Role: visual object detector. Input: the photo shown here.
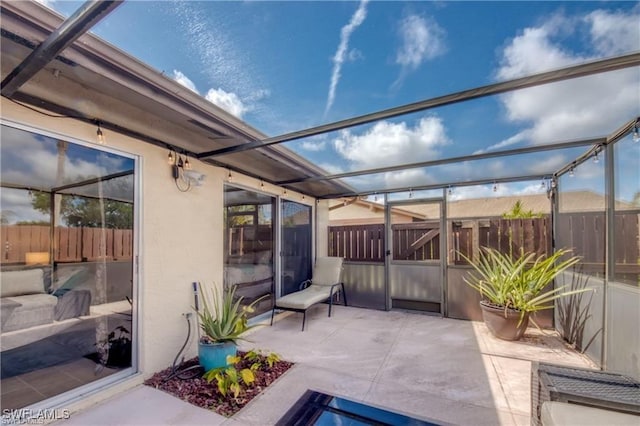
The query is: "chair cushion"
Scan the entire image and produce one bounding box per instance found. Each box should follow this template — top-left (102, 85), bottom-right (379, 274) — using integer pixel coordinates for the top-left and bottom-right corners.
top-left (311, 257), bottom-right (343, 286)
top-left (1, 269), bottom-right (45, 297)
top-left (275, 286), bottom-right (334, 310)
top-left (1, 293), bottom-right (57, 332)
top-left (541, 401), bottom-right (639, 426)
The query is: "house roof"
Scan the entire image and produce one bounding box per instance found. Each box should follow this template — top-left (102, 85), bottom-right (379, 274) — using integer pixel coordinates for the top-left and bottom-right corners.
top-left (328, 191), bottom-right (636, 223)
top-left (0, 1), bottom-right (353, 197)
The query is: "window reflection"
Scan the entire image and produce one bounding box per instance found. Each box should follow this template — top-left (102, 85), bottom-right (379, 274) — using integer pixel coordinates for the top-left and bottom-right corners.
top-left (0, 125), bottom-right (135, 409)
top-left (224, 186), bottom-right (275, 317)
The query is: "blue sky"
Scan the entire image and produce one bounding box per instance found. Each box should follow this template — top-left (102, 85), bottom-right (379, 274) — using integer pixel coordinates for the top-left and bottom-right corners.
top-left (44, 1), bottom-right (639, 200)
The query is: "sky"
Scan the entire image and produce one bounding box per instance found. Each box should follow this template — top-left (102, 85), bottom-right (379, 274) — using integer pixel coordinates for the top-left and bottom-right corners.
top-left (32, 1), bottom-right (640, 201)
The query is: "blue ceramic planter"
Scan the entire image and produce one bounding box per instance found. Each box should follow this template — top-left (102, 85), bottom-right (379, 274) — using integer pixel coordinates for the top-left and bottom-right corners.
top-left (198, 341), bottom-right (237, 371)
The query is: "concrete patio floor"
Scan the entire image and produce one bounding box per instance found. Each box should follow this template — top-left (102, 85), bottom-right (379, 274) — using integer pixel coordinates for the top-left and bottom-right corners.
top-left (58, 306), bottom-right (594, 425)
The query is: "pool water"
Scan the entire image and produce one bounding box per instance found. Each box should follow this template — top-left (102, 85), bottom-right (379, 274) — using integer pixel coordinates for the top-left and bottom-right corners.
top-left (277, 390), bottom-right (440, 426)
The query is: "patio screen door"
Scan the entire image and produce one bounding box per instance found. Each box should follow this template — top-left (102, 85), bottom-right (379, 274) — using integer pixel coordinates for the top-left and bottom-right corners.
top-left (386, 199), bottom-right (445, 314)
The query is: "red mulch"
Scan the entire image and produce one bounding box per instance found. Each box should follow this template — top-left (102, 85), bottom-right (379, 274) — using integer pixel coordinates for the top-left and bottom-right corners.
top-left (144, 352), bottom-right (294, 417)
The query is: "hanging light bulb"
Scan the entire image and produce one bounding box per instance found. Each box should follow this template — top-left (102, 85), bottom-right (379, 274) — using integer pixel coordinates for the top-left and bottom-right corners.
top-left (493, 182), bottom-right (498, 193)
top-left (633, 125), bottom-right (640, 142)
top-left (96, 122), bottom-right (105, 145)
top-left (343, 199), bottom-right (347, 206)
top-left (569, 167), bottom-right (575, 177)
top-left (408, 188), bottom-right (413, 199)
top-left (227, 169), bottom-right (233, 182)
top-left (593, 151), bottom-right (599, 164)
top-left (373, 193), bottom-right (378, 202)
top-left (283, 188), bottom-right (288, 196)
top-left (448, 186), bottom-right (453, 196)
top-left (184, 156), bottom-right (192, 170)
top-left (260, 180), bottom-right (265, 189)
top-left (168, 150), bottom-right (175, 165)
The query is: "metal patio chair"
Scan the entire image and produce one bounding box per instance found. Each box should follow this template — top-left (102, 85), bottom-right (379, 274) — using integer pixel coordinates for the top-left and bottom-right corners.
top-left (270, 257), bottom-right (346, 331)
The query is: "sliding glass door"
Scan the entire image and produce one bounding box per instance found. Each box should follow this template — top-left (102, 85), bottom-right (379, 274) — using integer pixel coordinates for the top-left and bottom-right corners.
top-left (1, 124), bottom-right (136, 410)
top-left (281, 201), bottom-right (312, 296)
top-left (224, 186), bottom-right (275, 317)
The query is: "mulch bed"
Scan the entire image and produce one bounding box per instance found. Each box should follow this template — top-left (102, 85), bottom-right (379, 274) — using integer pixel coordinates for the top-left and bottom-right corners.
top-left (144, 352), bottom-right (293, 417)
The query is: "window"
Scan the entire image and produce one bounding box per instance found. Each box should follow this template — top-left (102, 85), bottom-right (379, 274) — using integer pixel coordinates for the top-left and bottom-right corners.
top-left (0, 124), bottom-right (136, 409)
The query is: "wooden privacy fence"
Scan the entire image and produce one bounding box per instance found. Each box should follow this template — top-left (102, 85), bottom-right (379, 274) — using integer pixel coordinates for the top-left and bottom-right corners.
top-left (328, 224), bottom-right (385, 262)
top-left (329, 212), bottom-right (639, 283)
top-left (1, 225), bottom-right (133, 264)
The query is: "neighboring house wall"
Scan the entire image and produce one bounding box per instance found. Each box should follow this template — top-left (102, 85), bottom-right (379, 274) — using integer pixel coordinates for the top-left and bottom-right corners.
top-left (328, 201), bottom-right (417, 225)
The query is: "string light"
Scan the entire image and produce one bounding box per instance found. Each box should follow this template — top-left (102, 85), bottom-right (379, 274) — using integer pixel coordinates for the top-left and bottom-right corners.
top-left (448, 186), bottom-right (453, 196)
top-left (227, 169), bottom-right (233, 182)
top-left (592, 151), bottom-right (599, 164)
top-left (283, 188), bottom-right (287, 196)
top-left (96, 122), bottom-right (105, 145)
top-left (493, 182), bottom-right (498, 193)
top-left (168, 150), bottom-right (175, 165)
top-left (408, 188), bottom-right (413, 199)
top-left (569, 166), bottom-right (575, 177)
top-left (184, 156), bottom-right (192, 170)
top-left (373, 193), bottom-right (378, 202)
top-left (260, 179), bottom-right (265, 189)
top-left (633, 125), bottom-right (640, 142)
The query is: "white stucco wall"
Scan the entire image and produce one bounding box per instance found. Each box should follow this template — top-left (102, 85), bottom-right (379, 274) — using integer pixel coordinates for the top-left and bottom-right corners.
top-left (0, 98), bottom-right (314, 382)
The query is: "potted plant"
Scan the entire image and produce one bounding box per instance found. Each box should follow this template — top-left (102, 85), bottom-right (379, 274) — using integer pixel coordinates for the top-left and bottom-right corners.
top-left (462, 247), bottom-right (588, 341)
top-left (196, 283), bottom-right (264, 371)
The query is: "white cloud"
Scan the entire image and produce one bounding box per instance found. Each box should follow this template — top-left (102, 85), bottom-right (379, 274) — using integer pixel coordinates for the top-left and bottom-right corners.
top-left (318, 163), bottom-right (345, 175)
top-left (205, 88), bottom-right (248, 119)
top-left (395, 14), bottom-right (446, 70)
top-left (170, 69), bottom-right (268, 119)
top-left (334, 115), bottom-right (450, 170)
top-left (495, 10), bottom-right (640, 146)
top-left (392, 14), bottom-right (446, 89)
top-left (33, 0), bottom-right (54, 8)
top-left (301, 140), bottom-right (327, 152)
top-left (325, 0), bottom-right (369, 115)
top-left (172, 70), bottom-right (199, 93)
top-left (586, 10), bottom-right (640, 55)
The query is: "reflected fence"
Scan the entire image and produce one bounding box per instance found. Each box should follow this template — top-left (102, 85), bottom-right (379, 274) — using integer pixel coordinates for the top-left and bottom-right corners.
top-left (1, 225), bottom-right (133, 264)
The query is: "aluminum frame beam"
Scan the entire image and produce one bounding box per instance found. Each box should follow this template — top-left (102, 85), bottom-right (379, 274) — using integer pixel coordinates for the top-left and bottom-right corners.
top-left (278, 137), bottom-right (604, 186)
top-left (321, 173), bottom-right (554, 200)
top-left (1, 0), bottom-right (123, 97)
top-left (198, 52), bottom-right (640, 159)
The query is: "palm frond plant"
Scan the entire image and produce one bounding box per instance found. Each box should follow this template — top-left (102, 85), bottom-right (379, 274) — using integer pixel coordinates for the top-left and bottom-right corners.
top-left (197, 283), bottom-right (264, 344)
top-left (196, 283), bottom-right (266, 370)
top-left (461, 247), bottom-right (591, 340)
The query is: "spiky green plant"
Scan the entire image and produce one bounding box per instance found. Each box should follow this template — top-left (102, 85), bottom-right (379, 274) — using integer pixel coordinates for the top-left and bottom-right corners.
top-left (462, 248), bottom-right (590, 325)
top-left (196, 284), bottom-right (265, 344)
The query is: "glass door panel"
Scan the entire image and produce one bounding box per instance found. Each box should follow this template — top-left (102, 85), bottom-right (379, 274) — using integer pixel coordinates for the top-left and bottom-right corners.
top-left (281, 201), bottom-right (312, 296)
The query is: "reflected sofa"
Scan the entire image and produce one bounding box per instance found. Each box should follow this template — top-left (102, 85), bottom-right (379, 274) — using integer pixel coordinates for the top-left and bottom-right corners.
top-left (1, 268), bottom-right (91, 333)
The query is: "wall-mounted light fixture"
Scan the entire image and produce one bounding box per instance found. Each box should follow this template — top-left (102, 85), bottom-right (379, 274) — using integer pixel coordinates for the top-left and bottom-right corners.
top-left (170, 150), bottom-right (205, 192)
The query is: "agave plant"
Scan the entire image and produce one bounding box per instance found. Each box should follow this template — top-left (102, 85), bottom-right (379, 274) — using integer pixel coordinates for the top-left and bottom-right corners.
top-left (462, 247), bottom-right (590, 324)
top-left (196, 283), bottom-right (265, 344)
